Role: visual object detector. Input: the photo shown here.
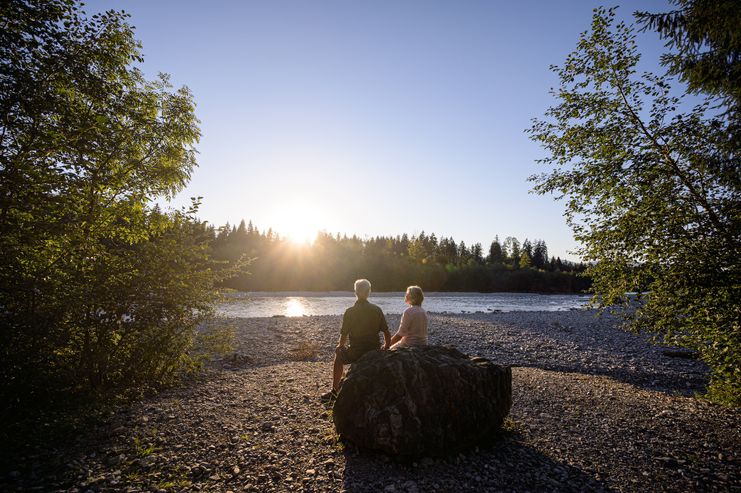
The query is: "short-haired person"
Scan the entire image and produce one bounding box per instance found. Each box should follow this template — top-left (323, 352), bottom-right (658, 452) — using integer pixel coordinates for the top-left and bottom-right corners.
top-left (322, 279), bottom-right (390, 401)
top-left (389, 286), bottom-right (428, 349)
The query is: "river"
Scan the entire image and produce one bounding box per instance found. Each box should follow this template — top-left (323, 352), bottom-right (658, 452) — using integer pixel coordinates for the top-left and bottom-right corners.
top-left (217, 291), bottom-right (591, 318)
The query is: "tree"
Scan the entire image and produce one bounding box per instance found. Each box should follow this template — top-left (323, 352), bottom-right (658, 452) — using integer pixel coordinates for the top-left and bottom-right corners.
top-left (503, 237), bottom-right (520, 267)
top-left (0, 0), bottom-right (227, 408)
top-left (532, 240), bottom-right (548, 270)
top-left (522, 239), bottom-right (533, 260)
top-left (519, 250), bottom-right (533, 269)
top-left (443, 237), bottom-right (458, 263)
top-left (488, 236), bottom-right (504, 264)
top-left (471, 242), bottom-right (484, 264)
top-left (457, 241), bottom-right (469, 264)
top-left (399, 233), bottom-right (410, 256)
top-left (635, 0), bottom-right (741, 115)
top-left (408, 233), bottom-right (428, 262)
top-left (527, 6), bottom-right (740, 404)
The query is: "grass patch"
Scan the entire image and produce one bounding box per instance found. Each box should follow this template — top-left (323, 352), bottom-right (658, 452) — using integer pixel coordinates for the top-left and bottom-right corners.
top-left (288, 341), bottom-right (320, 361)
top-left (124, 471), bottom-right (141, 482)
top-left (156, 471), bottom-right (191, 491)
top-left (501, 417), bottom-right (524, 433)
top-left (133, 436), bottom-right (157, 457)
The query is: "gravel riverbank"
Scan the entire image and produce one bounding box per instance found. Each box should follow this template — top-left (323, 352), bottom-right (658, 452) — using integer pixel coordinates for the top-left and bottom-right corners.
top-left (3, 310), bottom-right (739, 492)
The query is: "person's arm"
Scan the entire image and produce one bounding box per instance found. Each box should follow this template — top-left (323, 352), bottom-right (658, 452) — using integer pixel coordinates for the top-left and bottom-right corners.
top-left (397, 308), bottom-right (411, 336)
top-left (338, 311), bottom-right (350, 349)
top-left (382, 329), bottom-right (392, 350)
top-left (379, 309), bottom-right (391, 350)
top-left (389, 308), bottom-right (409, 347)
top-left (337, 333), bottom-right (348, 349)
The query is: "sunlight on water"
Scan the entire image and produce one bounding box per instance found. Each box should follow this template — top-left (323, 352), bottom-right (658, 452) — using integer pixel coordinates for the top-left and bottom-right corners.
top-left (285, 297), bottom-right (308, 317)
top-left (217, 292), bottom-right (592, 318)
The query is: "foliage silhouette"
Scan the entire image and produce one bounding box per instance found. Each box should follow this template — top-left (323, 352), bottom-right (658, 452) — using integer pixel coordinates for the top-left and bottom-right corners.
top-left (0, 0), bottom-right (238, 413)
top-left (528, 5), bottom-right (740, 404)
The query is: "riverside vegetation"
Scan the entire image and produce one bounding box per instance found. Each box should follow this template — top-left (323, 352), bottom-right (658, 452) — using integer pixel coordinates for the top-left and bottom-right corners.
top-left (527, 3), bottom-right (740, 405)
top-left (0, 0), bottom-right (242, 457)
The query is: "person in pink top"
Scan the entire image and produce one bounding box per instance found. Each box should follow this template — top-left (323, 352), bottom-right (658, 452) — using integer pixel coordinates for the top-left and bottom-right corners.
top-left (389, 285), bottom-right (428, 349)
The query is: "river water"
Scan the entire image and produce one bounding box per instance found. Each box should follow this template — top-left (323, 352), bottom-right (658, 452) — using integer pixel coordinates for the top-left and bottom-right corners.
top-left (217, 292), bottom-right (592, 318)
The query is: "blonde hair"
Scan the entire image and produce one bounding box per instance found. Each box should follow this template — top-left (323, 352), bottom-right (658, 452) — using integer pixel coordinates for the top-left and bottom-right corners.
top-left (406, 285), bottom-right (424, 306)
top-left (354, 279), bottom-right (371, 300)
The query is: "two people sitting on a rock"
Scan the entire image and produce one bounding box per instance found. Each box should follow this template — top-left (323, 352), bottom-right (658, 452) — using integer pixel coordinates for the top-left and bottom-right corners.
top-left (322, 280), bottom-right (428, 401)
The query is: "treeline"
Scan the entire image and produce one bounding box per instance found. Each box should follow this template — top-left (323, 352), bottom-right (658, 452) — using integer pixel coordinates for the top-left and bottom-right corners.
top-left (208, 220), bottom-right (591, 293)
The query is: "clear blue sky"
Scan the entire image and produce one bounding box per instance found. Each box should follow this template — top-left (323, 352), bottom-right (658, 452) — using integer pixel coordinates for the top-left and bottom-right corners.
top-left (98, 0), bottom-right (672, 261)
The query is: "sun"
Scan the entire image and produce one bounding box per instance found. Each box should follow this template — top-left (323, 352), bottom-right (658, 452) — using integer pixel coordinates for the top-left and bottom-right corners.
top-left (273, 204), bottom-right (322, 245)
top-left (283, 222), bottom-right (318, 245)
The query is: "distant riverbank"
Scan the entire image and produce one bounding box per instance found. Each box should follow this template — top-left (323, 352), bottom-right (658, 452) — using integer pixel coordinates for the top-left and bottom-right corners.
top-left (218, 291), bottom-right (592, 317)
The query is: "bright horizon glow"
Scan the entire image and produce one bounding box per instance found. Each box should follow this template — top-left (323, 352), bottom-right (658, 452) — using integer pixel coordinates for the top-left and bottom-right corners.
top-left (267, 202), bottom-right (325, 245)
top-left (282, 226), bottom-right (318, 245)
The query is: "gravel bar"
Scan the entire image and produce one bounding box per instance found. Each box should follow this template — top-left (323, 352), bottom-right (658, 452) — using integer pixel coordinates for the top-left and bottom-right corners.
top-left (2, 310), bottom-right (739, 492)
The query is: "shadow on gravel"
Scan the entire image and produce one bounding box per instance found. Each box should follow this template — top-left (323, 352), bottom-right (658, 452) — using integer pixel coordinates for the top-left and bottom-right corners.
top-left (515, 362), bottom-right (707, 398)
top-left (448, 314), bottom-right (710, 398)
top-left (340, 435), bottom-right (612, 493)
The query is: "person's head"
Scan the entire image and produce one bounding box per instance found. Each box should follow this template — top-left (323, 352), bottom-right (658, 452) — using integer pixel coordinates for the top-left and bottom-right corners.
top-left (354, 279), bottom-right (371, 300)
top-left (405, 285), bottom-right (424, 306)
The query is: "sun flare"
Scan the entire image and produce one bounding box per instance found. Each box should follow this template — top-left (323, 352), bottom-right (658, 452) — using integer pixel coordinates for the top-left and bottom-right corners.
top-left (272, 204), bottom-right (323, 245)
top-left (285, 297), bottom-right (308, 317)
top-left (284, 223), bottom-right (318, 245)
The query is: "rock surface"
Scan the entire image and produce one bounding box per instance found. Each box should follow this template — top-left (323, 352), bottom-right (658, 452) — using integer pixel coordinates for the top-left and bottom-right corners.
top-left (333, 346), bottom-right (512, 458)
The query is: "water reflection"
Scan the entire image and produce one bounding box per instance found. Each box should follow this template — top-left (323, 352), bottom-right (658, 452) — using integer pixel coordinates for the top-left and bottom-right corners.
top-left (285, 297), bottom-right (308, 317)
top-left (217, 292), bottom-right (591, 318)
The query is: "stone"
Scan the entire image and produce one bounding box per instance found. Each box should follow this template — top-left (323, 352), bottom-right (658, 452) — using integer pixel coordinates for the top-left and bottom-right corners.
top-left (403, 479), bottom-right (419, 493)
top-left (332, 346), bottom-right (512, 458)
top-left (260, 422), bottom-right (274, 432)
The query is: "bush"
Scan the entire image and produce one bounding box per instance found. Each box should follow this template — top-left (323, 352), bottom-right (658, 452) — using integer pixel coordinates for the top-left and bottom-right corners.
top-left (0, 1), bottom-right (240, 413)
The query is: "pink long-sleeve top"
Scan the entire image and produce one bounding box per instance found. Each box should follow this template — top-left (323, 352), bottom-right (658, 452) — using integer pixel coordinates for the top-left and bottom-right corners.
top-left (395, 305), bottom-right (428, 346)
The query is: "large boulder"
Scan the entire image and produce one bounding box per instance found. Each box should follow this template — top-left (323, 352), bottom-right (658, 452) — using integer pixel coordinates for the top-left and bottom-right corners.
top-left (332, 345), bottom-right (512, 458)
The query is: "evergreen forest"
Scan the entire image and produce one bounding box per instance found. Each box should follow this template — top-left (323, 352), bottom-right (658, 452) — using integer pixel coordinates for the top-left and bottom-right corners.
top-left (209, 220), bottom-right (591, 293)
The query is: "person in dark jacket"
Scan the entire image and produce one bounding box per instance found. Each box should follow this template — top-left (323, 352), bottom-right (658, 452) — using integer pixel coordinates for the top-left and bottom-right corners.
top-left (322, 279), bottom-right (390, 401)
